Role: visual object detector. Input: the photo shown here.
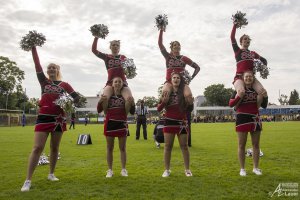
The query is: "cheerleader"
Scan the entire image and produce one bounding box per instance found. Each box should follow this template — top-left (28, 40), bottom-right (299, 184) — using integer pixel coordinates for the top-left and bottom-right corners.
top-left (231, 22), bottom-right (268, 103)
top-left (158, 29), bottom-right (200, 102)
top-left (229, 70), bottom-right (268, 176)
top-left (21, 46), bottom-right (80, 192)
top-left (98, 77), bottom-right (135, 178)
top-left (92, 37), bottom-right (133, 112)
top-left (157, 72), bottom-right (194, 177)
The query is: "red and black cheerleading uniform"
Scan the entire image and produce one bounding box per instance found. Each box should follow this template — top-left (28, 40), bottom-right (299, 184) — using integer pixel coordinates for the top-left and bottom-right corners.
top-left (92, 38), bottom-right (127, 87)
top-left (32, 47), bottom-right (79, 132)
top-left (157, 92), bottom-right (193, 134)
top-left (158, 30), bottom-right (199, 83)
top-left (103, 95), bottom-right (135, 137)
top-left (229, 88), bottom-right (268, 132)
top-left (231, 24), bottom-right (267, 83)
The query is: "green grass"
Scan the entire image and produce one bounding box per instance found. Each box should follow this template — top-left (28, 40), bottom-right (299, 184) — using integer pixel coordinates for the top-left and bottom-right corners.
top-left (0, 122), bottom-right (299, 200)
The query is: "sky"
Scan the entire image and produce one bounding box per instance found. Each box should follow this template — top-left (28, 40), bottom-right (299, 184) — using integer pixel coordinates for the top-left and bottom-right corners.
top-left (1, 0), bottom-right (299, 105)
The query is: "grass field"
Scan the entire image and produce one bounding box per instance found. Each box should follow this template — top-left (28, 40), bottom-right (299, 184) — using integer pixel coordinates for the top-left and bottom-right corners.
top-left (0, 122), bottom-right (299, 200)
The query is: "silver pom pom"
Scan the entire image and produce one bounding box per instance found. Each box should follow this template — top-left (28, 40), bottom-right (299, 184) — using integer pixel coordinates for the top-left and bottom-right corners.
top-left (253, 59), bottom-right (270, 79)
top-left (53, 93), bottom-right (76, 111)
top-left (246, 148), bottom-right (264, 157)
top-left (232, 11), bottom-right (248, 29)
top-left (90, 24), bottom-right (109, 39)
top-left (121, 58), bottom-right (137, 79)
top-left (181, 70), bottom-right (192, 85)
top-left (155, 14), bottom-right (168, 31)
top-left (20, 30), bottom-right (46, 51)
top-left (38, 153), bottom-right (49, 165)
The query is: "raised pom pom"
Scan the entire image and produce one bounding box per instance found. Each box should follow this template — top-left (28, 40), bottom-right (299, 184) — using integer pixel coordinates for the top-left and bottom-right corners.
top-left (20, 30), bottom-right (46, 51)
top-left (90, 24), bottom-right (109, 39)
top-left (232, 11), bottom-right (248, 29)
top-left (155, 14), bottom-right (168, 31)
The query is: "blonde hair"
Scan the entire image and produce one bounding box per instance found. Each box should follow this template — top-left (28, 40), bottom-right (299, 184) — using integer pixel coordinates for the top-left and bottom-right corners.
top-left (47, 63), bottom-right (62, 81)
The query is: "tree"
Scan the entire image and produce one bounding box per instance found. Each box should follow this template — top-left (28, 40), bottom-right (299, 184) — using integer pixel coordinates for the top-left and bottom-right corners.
top-left (76, 92), bottom-right (87, 108)
top-left (26, 97), bottom-right (40, 114)
top-left (203, 84), bottom-right (234, 106)
top-left (157, 85), bottom-right (163, 99)
top-left (288, 89), bottom-right (299, 105)
top-left (0, 56), bottom-right (25, 109)
top-left (278, 94), bottom-right (288, 105)
top-left (137, 96), bottom-right (159, 108)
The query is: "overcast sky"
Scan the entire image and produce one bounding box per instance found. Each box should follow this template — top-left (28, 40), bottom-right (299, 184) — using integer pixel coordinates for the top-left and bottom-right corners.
top-left (1, 0), bottom-right (299, 104)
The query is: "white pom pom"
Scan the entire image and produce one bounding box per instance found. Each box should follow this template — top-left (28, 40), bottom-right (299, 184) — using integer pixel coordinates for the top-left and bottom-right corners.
top-left (121, 58), bottom-right (137, 79)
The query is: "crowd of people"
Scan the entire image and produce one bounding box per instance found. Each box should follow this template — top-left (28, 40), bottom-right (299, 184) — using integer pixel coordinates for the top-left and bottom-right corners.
top-left (21, 16), bottom-right (269, 192)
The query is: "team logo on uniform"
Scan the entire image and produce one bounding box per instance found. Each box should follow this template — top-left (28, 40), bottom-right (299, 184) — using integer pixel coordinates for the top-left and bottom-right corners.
top-left (169, 93), bottom-right (179, 105)
top-left (108, 57), bottom-right (122, 69)
top-left (44, 84), bottom-right (63, 94)
top-left (168, 57), bottom-right (185, 68)
top-left (241, 51), bottom-right (255, 60)
top-left (109, 96), bottom-right (125, 108)
top-left (242, 89), bottom-right (257, 103)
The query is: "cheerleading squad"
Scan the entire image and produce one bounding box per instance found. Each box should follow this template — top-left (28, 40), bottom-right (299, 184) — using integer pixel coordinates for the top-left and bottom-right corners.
top-left (20, 13), bottom-right (269, 192)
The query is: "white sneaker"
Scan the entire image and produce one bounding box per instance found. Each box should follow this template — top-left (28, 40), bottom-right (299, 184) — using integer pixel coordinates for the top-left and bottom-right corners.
top-left (185, 169), bottom-right (193, 177)
top-left (48, 174), bottom-right (59, 181)
top-left (162, 170), bottom-right (171, 177)
top-left (21, 180), bottom-right (31, 192)
top-left (239, 169), bottom-right (247, 176)
top-left (253, 168), bottom-right (262, 175)
top-left (121, 169), bottom-right (128, 177)
top-left (106, 169), bottom-right (113, 178)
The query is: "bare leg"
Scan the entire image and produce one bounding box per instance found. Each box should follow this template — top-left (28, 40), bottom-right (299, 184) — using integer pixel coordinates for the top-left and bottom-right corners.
top-left (237, 132), bottom-right (248, 169)
top-left (250, 131), bottom-right (261, 169)
top-left (253, 79), bottom-right (265, 106)
top-left (234, 79), bottom-right (246, 98)
top-left (101, 86), bottom-right (113, 111)
top-left (162, 82), bottom-right (173, 102)
top-left (178, 133), bottom-right (190, 170)
top-left (118, 136), bottom-right (127, 169)
top-left (25, 132), bottom-right (49, 180)
top-left (163, 133), bottom-right (175, 170)
top-left (121, 87), bottom-right (132, 99)
top-left (106, 136), bottom-right (115, 170)
top-left (121, 87), bottom-right (133, 113)
top-left (183, 85), bottom-right (193, 102)
top-left (49, 131), bottom-right (63, 174)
